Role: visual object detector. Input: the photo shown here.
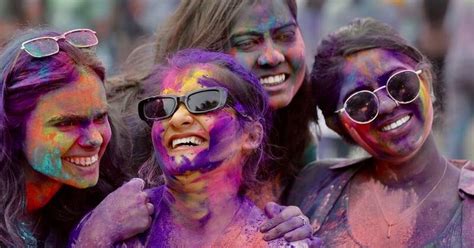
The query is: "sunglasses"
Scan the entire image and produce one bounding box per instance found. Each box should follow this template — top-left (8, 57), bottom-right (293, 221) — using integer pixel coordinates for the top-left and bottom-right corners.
top-left (335, 69), bottom-right (422, 124)
top-left (20, 29), bottom-right (98, 58)
top-left (139, 87), bottom-right (239, 123)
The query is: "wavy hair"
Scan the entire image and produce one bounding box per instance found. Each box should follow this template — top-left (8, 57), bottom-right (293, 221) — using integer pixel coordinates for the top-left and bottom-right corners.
top-left (0, 28), bottom-right (131, 246)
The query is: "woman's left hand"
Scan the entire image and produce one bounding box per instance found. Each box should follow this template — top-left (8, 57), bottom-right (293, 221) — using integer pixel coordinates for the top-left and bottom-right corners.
top-left (260, 202), bottom-right (315, 242)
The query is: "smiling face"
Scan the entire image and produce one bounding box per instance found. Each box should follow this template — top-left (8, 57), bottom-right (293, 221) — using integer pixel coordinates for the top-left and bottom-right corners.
top-left (23, 68), bottom-right (111, 189)
top-left (227, 0), bottom-right (306, 109)
top-left (152, 65), bottom-right (248, 176)
top-left (338, 49), bottom-right (433, 162)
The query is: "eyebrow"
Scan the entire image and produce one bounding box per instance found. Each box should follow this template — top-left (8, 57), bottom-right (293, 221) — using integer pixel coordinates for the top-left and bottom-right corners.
top-left (342, 67), bottom-right (406, 99)
top-left (230, 22), bottom-right (297, 39)
top-left (47, 110), bottom-right (108, 125)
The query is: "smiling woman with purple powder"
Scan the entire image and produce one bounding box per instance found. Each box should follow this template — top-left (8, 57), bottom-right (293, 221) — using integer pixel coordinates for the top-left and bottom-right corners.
top-left (111, 49), bottom-right (309, 247)
top-left (289, 18), bottom-right (474, 247)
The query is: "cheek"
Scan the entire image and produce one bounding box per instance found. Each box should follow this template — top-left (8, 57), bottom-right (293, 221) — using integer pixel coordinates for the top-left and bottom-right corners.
top-left (99, 122), bottom-right (112, 151)
top-left (287, 40), bottom-right (306, 76)
top-left (227, 49), bottom-right (256, 70)
top-left (151, 122), bottom-right (167, 154)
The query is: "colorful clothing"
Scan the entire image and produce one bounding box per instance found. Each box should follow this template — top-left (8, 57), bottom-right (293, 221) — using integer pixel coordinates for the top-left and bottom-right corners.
top-left (288, 158), bottom-right (474, 247)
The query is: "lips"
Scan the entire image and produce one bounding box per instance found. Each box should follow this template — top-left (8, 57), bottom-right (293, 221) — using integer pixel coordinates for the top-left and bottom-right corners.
top-left (63, 154), bottom-right (99, 167)
top-left (259, 73), bottom-right (287, 86)
top-left (381, 114), bottom-right (411, 132)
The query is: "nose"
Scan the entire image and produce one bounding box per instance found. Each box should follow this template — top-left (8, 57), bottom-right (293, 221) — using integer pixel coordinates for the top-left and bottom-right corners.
top-left (376, 89), bottom-right (399, 115)
top-left (169, 104), bottom-right (194, 128)
top-left (257, 40), bottom-right (285, 67)
top-left (78, 126), bottom-right (103, 148)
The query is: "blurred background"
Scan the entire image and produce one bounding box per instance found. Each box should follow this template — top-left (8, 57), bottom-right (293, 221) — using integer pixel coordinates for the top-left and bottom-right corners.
top-left (1, 0), bottom-right (472, 161)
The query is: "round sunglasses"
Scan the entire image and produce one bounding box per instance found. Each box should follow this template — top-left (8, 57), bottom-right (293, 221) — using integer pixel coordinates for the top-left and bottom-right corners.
top-left (20, 29), bottom-right (98, 58)
top-left (335, 69), bottom-right (422, 124)
top-left (138, 87), bottom-right (247, 125)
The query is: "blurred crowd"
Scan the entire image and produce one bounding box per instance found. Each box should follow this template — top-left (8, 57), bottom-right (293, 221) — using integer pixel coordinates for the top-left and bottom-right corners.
top-left (1, 0), bottom-right (472, 160)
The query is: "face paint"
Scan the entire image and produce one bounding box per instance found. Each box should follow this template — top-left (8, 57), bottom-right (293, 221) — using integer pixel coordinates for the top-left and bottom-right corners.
top-left (339, 49), bottom-right (433, 161)
top-left (23, 69), bottom-right (111, 189)
top-left (152, 65), bottom-right (247, 177)
top-left (227, 0), bottom-right (306, 110)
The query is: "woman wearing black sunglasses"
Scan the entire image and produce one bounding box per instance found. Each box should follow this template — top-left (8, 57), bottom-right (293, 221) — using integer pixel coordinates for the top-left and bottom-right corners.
top-left (288, 18), bottom-right (474, 247)
top-left (71, 49), bottom-right (313, 247)
top-left (0, 28), bottom-right (153, 247)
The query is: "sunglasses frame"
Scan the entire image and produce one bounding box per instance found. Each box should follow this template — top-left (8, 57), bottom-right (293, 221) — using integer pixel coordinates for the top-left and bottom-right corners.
top-left (335, 69), bottom-right (422, 124)
top-left (138, 87), bottom-right (229, 123)
top-left (20, 28), bottom-right (98, 58)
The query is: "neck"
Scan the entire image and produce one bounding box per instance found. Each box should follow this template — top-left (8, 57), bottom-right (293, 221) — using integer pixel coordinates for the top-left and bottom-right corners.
top-left (371, 134), bottom-right (445, 186)
top-left (24, 167), bottom-right (62, 214)
top-left (163, 159), bottom-right (244, 233)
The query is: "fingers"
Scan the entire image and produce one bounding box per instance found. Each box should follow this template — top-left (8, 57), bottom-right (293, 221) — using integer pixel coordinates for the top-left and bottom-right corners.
top-left (262, 214), bottom-right (307, 241)
top-left (261, 205), bottom-right (301, 232)
top-left (282, 217), bottom-right (313, 241)
top-left (264, 201), bottom-right (284, 219)
top-left (124, 178), bottom-right (145, 191)
top-left (146, 202), bottom-right (154, 215)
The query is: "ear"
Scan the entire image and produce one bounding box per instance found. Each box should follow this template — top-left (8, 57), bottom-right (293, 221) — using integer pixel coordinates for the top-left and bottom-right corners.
top-left (242, 121), bottom-right (263, 152)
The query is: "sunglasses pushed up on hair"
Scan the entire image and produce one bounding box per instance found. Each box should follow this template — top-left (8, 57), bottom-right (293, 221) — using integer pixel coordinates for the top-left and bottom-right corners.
top-left (138, 87), bottom-right (250, 125)
top-left (20, 29), bottom-right (98, 58)
top-left (335, 69), bottom-right (422, 124)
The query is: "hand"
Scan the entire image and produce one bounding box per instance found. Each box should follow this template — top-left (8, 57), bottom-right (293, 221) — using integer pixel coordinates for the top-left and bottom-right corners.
top-left (75, 178), bottom-right (154, 247)
top-left (260, 202), bottom-right (313, 242)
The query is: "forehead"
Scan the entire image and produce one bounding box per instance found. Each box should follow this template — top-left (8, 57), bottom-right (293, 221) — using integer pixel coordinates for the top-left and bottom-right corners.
top-left (34, 70), bottom-right (107, 116)
top-left (339, 49), bottom-right (414, 97)
top-left (230, 0), bottom-right (294, 33)
top-left (160, 64), bottom-right (220, 95)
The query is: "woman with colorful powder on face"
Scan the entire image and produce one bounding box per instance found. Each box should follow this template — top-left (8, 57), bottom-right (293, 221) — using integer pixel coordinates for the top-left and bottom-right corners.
top-left (87, 48), bottom-right (306, 247)
top-left (288, 18), bottom-right (474, 247)
top-left (108, 0), bottom-right (316, 241)
top-left (0, 28), bottom-right (152, 247)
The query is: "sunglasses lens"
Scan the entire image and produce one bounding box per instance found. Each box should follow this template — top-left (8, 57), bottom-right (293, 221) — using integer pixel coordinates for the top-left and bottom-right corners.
top-left (345, 91), bottom-right (379, 123)
top-left (143, 97), bottom-right (176, 120)
top-left (23, 38), bottom-right (59, 58)
top-left (65, 30), bottom-right (98, 48)
top-left (387, 71), bottom-right (420, 103)
top-left (187, 90), bottom-right (223, 113)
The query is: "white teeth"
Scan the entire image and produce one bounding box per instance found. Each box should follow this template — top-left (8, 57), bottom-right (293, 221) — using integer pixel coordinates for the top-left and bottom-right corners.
top-left (382, 115), bottom-right (411, 132)
top-left (172, 136), bottom-right (204, 149)
top-left (64, 154), bottom-right (99, 167)
top-left (259, 74), bottom-right (286, 86)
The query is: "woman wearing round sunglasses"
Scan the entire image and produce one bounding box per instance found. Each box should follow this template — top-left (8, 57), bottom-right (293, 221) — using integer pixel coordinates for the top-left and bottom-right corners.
top-left (288, 18), bottom-right (474, 247)
top-left (87, 49), bottom-right (310, 247)
top-left (0, 28), bottom-right (153, 247)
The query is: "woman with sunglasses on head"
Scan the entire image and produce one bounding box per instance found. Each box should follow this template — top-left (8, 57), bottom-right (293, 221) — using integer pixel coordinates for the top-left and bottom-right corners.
top-left (108, 0), bottom-right (316, 241)
top-left (0, 28), bottom-right (153, 247)
top-left (288, 18), bottom-right (474, 247)
top-left (72, 49), bottom-right (313, 247)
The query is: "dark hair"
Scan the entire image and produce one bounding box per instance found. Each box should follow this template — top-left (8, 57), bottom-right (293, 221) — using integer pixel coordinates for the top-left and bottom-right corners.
top-left (312, 18), bottom-right (433, 143)
top-left (0, 28), bottom-right (131, 246)
top-left (155, 0), bottom-right (316, 190)
top-left (138, 49), bottom-right (271, 192)
top-left (108, 0), bottom-right (316, 200)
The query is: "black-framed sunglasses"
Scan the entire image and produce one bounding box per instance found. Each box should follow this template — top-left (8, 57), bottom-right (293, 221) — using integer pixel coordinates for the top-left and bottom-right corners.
top-left (139, 87), bottom-right (238, 123)
top-left (335, 69), bottom-right (422, 124)
top-left (20, 28), bottom-right (98, 58)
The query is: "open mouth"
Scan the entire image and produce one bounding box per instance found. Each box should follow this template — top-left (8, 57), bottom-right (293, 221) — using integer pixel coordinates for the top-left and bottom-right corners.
top-left (170, 136), bottom-right (205, 149)
top-left (381, 115), bottom-right (411, 132)
top-left (63, 154), bottom-right (98, 167)
top-left (259, 74), bottom-right (287, 87)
